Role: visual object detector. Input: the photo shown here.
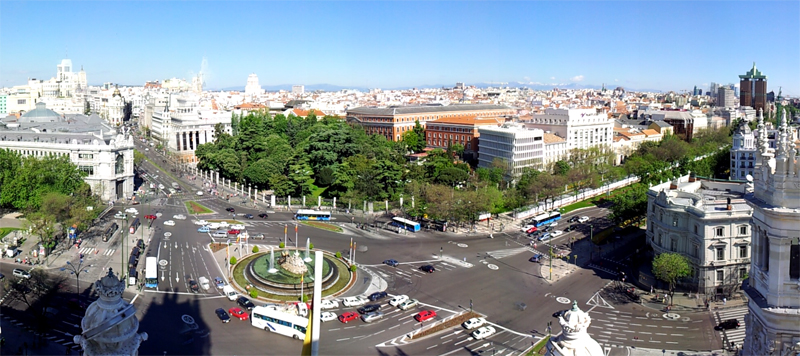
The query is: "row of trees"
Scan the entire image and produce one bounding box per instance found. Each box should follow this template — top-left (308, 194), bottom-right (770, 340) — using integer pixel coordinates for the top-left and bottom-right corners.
top-left (0, 150), bottom-right (100, 252)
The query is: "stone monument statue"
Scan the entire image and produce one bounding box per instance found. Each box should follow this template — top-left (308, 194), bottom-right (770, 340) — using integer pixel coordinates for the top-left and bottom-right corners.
top-left (546, 300), bottom-right (604, 356)
top-left (73, 268), bottom-right (148, 355)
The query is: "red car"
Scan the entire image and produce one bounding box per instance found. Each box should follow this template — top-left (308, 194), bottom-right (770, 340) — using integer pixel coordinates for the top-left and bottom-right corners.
top-left (228, 229), bottom-right (241, 235)
top-left (228, 307), bottom-right (249, 321)
top-left (526, 226), bottom-right (538, 234)
top-left (414, 310), bottom-right (437, 322)
top-left (145, 215), bottom-right (157, 220)
top-left (338, 311), bottom-right (359, 323)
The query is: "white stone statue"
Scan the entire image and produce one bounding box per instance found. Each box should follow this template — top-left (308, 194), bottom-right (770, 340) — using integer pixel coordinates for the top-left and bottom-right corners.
top-left (546, 300), bottom-right (604, 356)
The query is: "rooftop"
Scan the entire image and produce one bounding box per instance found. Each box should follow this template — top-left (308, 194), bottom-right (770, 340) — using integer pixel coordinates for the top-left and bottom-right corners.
top-left (347, 104), bottom-right (513, 116)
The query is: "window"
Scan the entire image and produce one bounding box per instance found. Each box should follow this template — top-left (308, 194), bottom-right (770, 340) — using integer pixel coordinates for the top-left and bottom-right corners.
top-left (78, 153), bottom-right (93, 159)
top-left (658, 233), bottom-right (662, 246)
top-left (694, 225), bottom-right (698, 234)
top-left (790, 238), bottom-right (799, 279)
top-left (739, 245), bottom-right (748, 258)
top-left (17, 99), bottom-right (26, 105)
top-left (739, 268), bottom-right (747, 279)
top-left (739, 226), bottom-right (748, 235)
top-left (673, 218), bottom-right (678, 227)
top-left (78, 166), bottom-right (94, 175)
top-left (716, 227), bottom-right (724, 237)
top-left (716, 270), bottom-right (724, 283)
top-left (693, 244), bottom-right (699, 258)
top-left (716, 247), bottom-right (725, 261)
top-left (670, 239), bottom-right (677, 252)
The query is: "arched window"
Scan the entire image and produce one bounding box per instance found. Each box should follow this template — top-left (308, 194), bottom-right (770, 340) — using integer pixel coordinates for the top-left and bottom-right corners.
top-left (115, 154), bottom-right (124, 175)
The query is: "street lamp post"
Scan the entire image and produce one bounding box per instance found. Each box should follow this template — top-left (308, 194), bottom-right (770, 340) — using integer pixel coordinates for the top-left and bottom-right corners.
top-left (61, 259), bottom-right (90, 296)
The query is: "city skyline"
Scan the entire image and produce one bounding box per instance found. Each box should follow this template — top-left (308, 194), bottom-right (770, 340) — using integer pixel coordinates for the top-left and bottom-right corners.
top-left (1, 1), bottom-right (798, 95)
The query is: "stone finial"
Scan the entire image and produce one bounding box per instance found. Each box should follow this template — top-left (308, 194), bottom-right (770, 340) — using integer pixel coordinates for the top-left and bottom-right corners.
top-left (95, 268), bottom-right (124, 301)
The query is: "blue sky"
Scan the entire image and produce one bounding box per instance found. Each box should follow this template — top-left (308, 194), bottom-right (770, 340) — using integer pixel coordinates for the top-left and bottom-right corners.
top-left (2, 1), bottom-right (798, 94)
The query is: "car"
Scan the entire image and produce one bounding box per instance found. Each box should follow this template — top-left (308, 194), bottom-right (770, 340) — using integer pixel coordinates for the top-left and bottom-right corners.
top-left (551, 230), bottom-right (564, 237)
top-left (398, 298), bottom-right (419, 311)
top-left (125, 208), bottom-right (138, 214)
top-left (228, 307), bottom-right (249, 320)
top-left (189, 280), bottom-right (199, 293)
top-left (318, 299), bottom-right (340, 310)
top-left (219, 221), bottom-right (230, 228)
top-left (144, 148), bottom-right (149, 151)
top-left (226, 207), bottom-right (235, 212)
top-left (164, 220), bottom-right (175, 226)
top-left (0, 272), bottom-right (4, 280)
top-left (114, 213), bottom-right (127, 220)
top-left (158, 184), bottom-right (165, 190)
top-left (368, 291), bottom-right (388, 301)
top-left (252, 233), bottom-right (266, 239)
top-left (388, 295), bottom-right (409, 307)
top-left (230, 224), bottom-right (245, 230)
top-left (67, 298), bottom-right (88, 311)
top-left (420, 265), bottom-right (435, 273)
top-left (228, 229), bottom-right (241, 235)
top-left (544, 226), bottom-right (555, 232)
top-left (215, 308), bottom-right (231, 323)
top-left (462, 317), bottom-right (487, 330)
top-left (357, 304), bottom-right (381, 314)
top-left (550, 221), bottom-right (558, 227)
top-left (197, 226), bottom-right (210, 233)
top-left (361, 311), bottom-right (384, 323)
top-left (715, 319), bottom-right (740, 331)
top-left (12, 268), bottom-right (31, 279)
top-left (414, 310), bottom-right (437, 322)
top-left (520, 224), bottom-right (535, 232)
top-left (338, 311), bottom-right (359, 323)
top-left (529, 254), bottom-right (543, 263)
top-left (258, 213), bottom-right (268, 218)
top-left (236, 296), bottom-right (256, 310)
top-left (244, 214), bottom-right (254, 219)
top-left (173, 214), bottom-right (186, 220)
top-left (526, 226), bottom-right (538, 234)
top-left (342, 296), bottom-right (369, 307)
top-left (578, 216), bottom-right (590, 223)
top-left (538, 233), bottom-right (552, 241)
top-left (528, 231), bottom-right (541, 238)
top-left (471, 326), bottom-right (496, 340)
top-left (198, 277), bottom-right (211, 290)
top-left (568, 216), bottom-right (579, 223)
top-left (168, 188), bottom-right (176, 194)
top-left (383, 259), bottom-right (399, 267)
top-left (214, 277), bottom-right (225, 289)
top-left (320, 311), bottom-right (337, 322)
top-left (196, 191), bottom-right (204, 196)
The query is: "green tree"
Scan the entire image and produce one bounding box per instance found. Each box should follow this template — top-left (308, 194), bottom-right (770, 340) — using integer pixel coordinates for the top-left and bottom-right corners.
top-left (607, 183), bottom-right (648, 225)
top-left (252, 246), bottom-right (259, 253)
top-left (133, 150), bottom-right (146, 166)
top-left (249, 288), bottom-right (259, 299)
top-left (652, 253), bottom-right (690, 293)
top-left (553, 160), bottom-right (570, 175)
top-left (84, 101), bottom-right (91, 115)
top-left (2, 269), bottom-right (63, 323)
top-left (230, 256), bottom-right (237, 265)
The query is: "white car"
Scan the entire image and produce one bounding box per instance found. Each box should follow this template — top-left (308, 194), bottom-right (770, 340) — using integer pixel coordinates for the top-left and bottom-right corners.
top-left (388, 295), bottom-right (409, 307)
top-left (230, 224), bottom-right (245, 230)
top-left (471, 326), bottom-right (496, 340)
top-left (124, 208), bottom-right (138, 214)
top-left (114, 213), bottom-right (127, 220)
top-left (158, 184), bottom-right (165, 190)
top-left (219, 221), bottom-right (230, 228)
top-left (398, 298), bottom-right (419, 311)
top-left (320, 312), bottom-right (337, 322)
top-left (578, 216), bottom-right (590, 223)
top-left (342, 296), bottom-right (369, 307)
top-left (549, 221), bottom-right (558, 227)
top-left (194, 220), bottom-right (208, 226)
top-left (196, 191), bottom-right (204, 196)
top-left (520, 225), bottom-right (535, 232)
top-left (173, 214), bottom-right (186, 220)
top-left (551, 230), bottom-right (564, 237)
top-left (462, 317), bottom-right (487, 330)
top-left (163, 220), bottom-right (175, 226)
top-left (319, 299), bottom-right (340, 310)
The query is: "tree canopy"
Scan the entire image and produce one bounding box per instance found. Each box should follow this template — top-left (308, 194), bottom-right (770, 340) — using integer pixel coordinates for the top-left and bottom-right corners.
top-left (652, 252), bottom-right (690, 292)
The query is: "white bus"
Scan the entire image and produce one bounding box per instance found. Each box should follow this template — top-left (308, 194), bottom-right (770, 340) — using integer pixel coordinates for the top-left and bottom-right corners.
top-left (250, 306), bottom-right (308, 340)
top-left (144, 257), bottom-right (158, 288)
top-left (294, 209), bottom-right (331, 221)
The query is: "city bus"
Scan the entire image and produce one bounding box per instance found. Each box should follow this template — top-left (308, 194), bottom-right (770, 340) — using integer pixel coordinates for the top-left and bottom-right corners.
top-left (144, 256), bottom-right (158, 288)
top-left (294, 209), bottom-right (331, 221)
top-left (531, 211), bottom-right (561, 227)
top-left (250, 306), bottom-right (308, 340)
top-left (129, 217), bottom-right (141, 234)
top-left (391, 217), bottom-right (421, 232)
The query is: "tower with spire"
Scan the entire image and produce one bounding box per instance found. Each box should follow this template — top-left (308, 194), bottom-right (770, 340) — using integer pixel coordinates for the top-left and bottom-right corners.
top-left (741, 109), bottom-right (800, 355)
top-left (739, 62), bottom-right (768, 112)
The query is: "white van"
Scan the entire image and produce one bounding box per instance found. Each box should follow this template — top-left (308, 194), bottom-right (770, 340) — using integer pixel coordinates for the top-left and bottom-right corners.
top-left (222, 285), bottom-right (237, 301)
top-left (212, 231), bottom-right (227, 238)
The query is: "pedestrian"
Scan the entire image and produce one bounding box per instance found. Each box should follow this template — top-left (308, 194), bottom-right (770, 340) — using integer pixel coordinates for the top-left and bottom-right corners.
top-left (723, 297), bottom-right (727, 305)
top-left (650, 285), bottom-right (653, 294)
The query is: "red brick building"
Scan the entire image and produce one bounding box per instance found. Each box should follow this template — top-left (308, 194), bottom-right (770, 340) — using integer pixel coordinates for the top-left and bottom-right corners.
top-left (425, 117), bottom-right (504, 152)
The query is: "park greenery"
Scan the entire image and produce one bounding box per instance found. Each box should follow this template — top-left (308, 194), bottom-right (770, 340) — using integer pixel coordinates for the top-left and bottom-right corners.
top-left (0, 150), bottom-right (101, 252)
top-left (652, 252), bottom-right (691, 293)
top-left (194, 109), bottom-right (732, 225)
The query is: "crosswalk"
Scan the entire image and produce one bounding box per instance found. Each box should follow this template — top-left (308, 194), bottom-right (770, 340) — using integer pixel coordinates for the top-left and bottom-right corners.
top-left (486, 247), bottom-right (532, 259)
top-left (714, 306), bottom-right (748, 349)
top-left (78, 247), bottom-right (116, 256)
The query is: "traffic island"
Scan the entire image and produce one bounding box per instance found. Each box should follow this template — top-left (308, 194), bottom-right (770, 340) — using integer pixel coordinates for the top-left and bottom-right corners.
top-left (298, 221), bottom-right (343, 233)
top-left (407, 311), bottom-right (483, 340)
top-left (184, 201), bottom-right (212, 214)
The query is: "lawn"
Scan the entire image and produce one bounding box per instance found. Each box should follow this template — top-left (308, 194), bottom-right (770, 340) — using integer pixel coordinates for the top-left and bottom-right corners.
top-left (299, 221), bottom-right (343, 233)
top-left (559, 199), bottom-right (597, 214)
top-left (185, 201), bottom-right (213, 214)
top-left (525, 335), bottom-right (550, 355)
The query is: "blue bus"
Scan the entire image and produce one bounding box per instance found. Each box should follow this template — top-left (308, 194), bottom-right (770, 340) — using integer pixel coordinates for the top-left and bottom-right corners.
top-left (295, 209), bottom-right (332, 221)
top-left (391, 217), bottom-right (421, 232)
top-left (531, 212), bottom-right (561, 227)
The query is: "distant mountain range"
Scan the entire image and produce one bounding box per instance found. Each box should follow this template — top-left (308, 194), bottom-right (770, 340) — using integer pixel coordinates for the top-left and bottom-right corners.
top-left (207, 82), bottom-right (665, 93)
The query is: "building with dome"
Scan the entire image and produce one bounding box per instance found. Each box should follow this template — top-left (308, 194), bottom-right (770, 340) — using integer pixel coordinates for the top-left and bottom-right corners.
top-left (101, 86), bottom-right (125, 125)
top-left (546, 300), bottom-right (604, 356)
top-left (741, 110), bottom-right (800, 356)
top-left (0, 102), bottom-right (134, 202)
top-left (731, 118), bottom-right (757, 180)
top-left (5, 58), bottom-right (88, 115)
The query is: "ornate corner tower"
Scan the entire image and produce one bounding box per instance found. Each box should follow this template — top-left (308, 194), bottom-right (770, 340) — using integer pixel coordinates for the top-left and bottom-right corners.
top-left (73, 268), bottom-right (148, 355)
top-left (742, 109), bottom-right (800, 356)
top-left (546, 301), bottom-right (604, 356)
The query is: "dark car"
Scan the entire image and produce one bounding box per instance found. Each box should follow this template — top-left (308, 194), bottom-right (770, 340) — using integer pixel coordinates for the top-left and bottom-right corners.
top-left (568, 216), bottom-right (579, 223)
top-left (237, 296), bottom-right (256, 310)
top-left (383, 259), bottom-right (399, 267)
top-left (244, 214), bottom-right (254, 219)
top-left (368, 291), bottom-right (388, 301)
top-left (715, 319), bottom-right (740, 331)
top-left (215, 308), bottom-right (231, 323)
top-left (258, 213), bottom-right (268, 219)
top-left (528, 231), bottom-right (541, 238)
top-left (529, 254), bottom-right (543, 263)
top-left (420, 265), bottom-right (435, 273)
top-left (357, 304), bottom-right (381, 314)
top-left (189, 280), bottom-right (199, 293)
top-left (226, 207), bottom-right (235, 212)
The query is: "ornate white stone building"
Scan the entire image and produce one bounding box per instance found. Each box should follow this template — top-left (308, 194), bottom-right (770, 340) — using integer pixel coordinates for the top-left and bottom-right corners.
top-left (245, 74), bottom-right (264, 97)
top-left (742, 110), bottom-right (800, 356)
top-left (731, 119), bottom-right (757, 181)
top-left (150, 93), bottom-right (231, 163)
top-left (546, 300), bottom-right (604, 356)
top-left (647, 175), bottom-right (753, 296)
top-left (101, 86), bottom-right (125, 125)
top-left (0, 102), bottom-right (134, 202)
top-left (527, 108), bottom-right (614, 151)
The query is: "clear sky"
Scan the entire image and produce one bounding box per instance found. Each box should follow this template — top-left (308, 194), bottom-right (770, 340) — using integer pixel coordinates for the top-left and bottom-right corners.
top-left (1, 1), bottom-right (798, 95)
